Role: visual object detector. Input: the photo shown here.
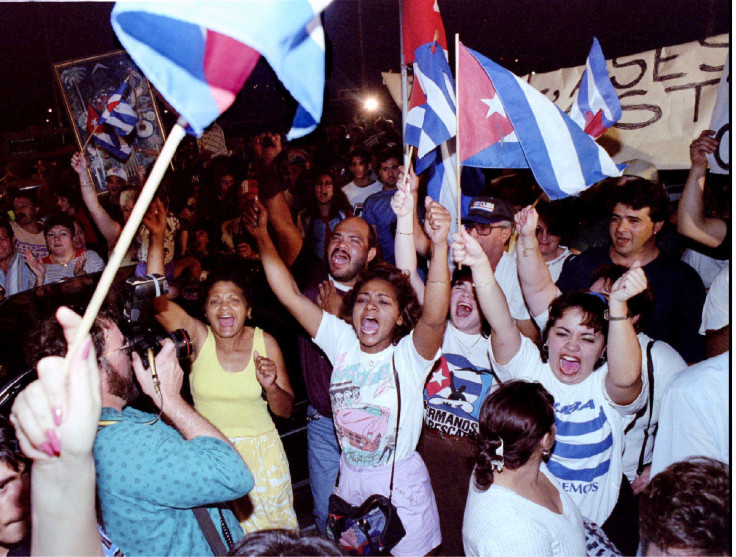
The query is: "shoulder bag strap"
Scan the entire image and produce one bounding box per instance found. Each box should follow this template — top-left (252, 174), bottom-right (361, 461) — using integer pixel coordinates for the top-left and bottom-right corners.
top-left (635, 340), bottom-right (656, 475)
top-left (192, 507), bottom-right (229, 556)
top-left (387, 353), bottom-right (401, 500)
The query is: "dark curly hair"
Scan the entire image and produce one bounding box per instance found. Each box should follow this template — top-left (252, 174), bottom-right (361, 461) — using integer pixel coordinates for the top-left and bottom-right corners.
top-left (229, 528), bottom-right (343, 556)
top-left (609, 178), bottom-right (669, 223)
top-left (0, 415), bottom-right (29, 473)
top-left (474, 380), bottom-right (555, 491)
top-left (639, 457), bottom-right (729, 556)
top-left (541, 292), bottom-right (608, 365)
top-left (201, 267), bottom-right (254, 312)
top-left (25, 305), bottom-right (120, 373)
top-left (43, 213), bottom-right (76, 237)
top-left (340, 262), bottom-right (421, 345)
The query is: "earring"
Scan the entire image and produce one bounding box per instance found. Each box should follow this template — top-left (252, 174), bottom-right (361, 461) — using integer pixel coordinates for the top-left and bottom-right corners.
top-left (542, 342), bottom-right (549, 356)
top-left (595, 351), bottom-right (607, 368)
top-left (542, 447), bottom-right (551, 457)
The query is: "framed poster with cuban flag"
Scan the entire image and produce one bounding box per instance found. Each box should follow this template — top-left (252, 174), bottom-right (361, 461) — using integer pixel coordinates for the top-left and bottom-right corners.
top-left (53, 50), bottom-right (167, 193)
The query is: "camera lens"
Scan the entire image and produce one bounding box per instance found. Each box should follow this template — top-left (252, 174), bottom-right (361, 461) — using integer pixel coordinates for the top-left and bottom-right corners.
top-left (168, 329), bottom-right (193, 360)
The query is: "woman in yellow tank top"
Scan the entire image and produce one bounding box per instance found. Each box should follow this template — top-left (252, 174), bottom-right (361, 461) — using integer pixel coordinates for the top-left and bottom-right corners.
top-left (144, 201), bottom-right (297, 533)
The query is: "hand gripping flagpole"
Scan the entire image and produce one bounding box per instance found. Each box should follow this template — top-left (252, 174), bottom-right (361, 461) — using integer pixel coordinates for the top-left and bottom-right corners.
top-left (63, 118), bottom-right (188, 374)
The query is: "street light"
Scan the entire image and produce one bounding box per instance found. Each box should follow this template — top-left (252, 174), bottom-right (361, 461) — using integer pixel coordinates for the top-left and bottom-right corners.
top-left (363, 97), bottom-right (379, 112)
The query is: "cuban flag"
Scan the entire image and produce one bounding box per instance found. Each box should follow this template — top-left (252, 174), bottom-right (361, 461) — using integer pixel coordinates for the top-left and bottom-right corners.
top-left (404, 42), bottom-right (456, 174)
top-left (111, 1), bottom-right (332, 139)
top-left (402, 0), bottom-right (447, 66)
top-left (98, 80), bottom-right (138, 136)
top-left (458, 43), bottom-right (621, 200)
top-left (87, 104), bottom-right (133, 160)
top-left (569, 37), bottom-right (622, 139)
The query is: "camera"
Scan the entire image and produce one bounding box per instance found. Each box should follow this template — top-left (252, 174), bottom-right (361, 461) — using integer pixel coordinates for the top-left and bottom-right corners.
top-left (122, 274), bottom-right (192, 368)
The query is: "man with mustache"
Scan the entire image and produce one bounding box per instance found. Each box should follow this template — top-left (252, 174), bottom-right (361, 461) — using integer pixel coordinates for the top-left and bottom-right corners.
top-left (247, 133), bottom-right (378, 534)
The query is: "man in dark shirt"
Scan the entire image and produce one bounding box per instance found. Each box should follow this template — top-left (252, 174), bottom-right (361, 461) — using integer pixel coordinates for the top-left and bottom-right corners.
top-left (557, 178), bottom-right (706, 363)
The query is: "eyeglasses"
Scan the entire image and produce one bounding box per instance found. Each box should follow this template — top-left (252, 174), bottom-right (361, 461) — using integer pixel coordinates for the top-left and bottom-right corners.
top-left (465, 222), bottom-right (511, 236)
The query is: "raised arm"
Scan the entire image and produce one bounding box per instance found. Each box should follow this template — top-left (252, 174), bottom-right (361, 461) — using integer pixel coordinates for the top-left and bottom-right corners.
top-left (246, 198), bottom-right (324, 338)
top-left (677, 130), bottom-right (727, 247)
top-left (71, 152), bottom-right (122, 249)
top-left (393, 164), bottom-right (426, 303)
top-left (10, 307), bottom-right (102, 557)
top-left (604, 266), bottom-right (645, 405)
top-left (412, 197), bottom-right (451, 360)
top-left (144, 199), bottom-right (208, 350)
top-left (251, 132), bottom-right (304, 266)
top-left (452, 226), bottom-right (521, 365)
top-left (515, 206), bottom-right (560, 316)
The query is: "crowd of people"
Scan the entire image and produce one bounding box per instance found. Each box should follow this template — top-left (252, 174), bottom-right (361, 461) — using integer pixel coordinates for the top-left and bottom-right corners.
top-left (0, 119), bottom-right (729, 556)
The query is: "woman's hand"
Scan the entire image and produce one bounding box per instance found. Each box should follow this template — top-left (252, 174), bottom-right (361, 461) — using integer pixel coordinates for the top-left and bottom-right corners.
top-left (25, 251), bottom-right (45, 285)
top-left (73, 251), bottom-right (87, 276)
top-left (142, 198), bottom-right (167, 238)
top-left (391, 188), bottom-right (413, 218)
top-left (514, 205), bottom-right (539, 239)
top-left (317, 280), bottom-right (342, 315)
top-left (70, 152), bottom-right (88, 177)
top-left (254, 351), bottom-right (277, 390)
top-left (243, 197), bottom-right (269, 239)
top-left (609, 264), bottom-right (647, 304)
top-left (451, 225), bottom-right (487, 267)
top-left (10, 307), bottom-right (101, 463)
top-left (397, 163), bottom-right (419, 194)
top-left (424, 198), bottom-right (451, 246)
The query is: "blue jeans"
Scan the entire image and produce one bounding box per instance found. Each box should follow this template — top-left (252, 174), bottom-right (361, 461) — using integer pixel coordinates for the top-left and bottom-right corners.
top-left (306, 405), bottom-right (341, 533)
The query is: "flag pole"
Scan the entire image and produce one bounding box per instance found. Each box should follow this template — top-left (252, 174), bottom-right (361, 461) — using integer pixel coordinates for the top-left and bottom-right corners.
top-left (454, 34), bottom-right (462, 233)
top-left (63, 117), bottom-right (188, 373)
top-left (455, 34), bottom-right (463, 270)
top-left (399, 0), bottom-right (408, 141)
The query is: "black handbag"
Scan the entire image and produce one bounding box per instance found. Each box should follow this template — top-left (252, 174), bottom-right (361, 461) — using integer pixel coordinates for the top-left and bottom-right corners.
top-left (327, 356), bottom-right (406, 555)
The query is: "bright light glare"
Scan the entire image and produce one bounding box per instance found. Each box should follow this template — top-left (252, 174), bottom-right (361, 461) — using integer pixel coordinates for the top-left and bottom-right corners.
top-left (364, 97), bottom-right (379, 111)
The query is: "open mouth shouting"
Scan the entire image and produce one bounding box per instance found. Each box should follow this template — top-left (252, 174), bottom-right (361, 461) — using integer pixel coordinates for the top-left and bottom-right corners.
top-left (558, 354), bottom-right (581, 376)
top-left (455, 301), bottom-right (474, 318)
top-left (331, 247), bottom-right (350, 267)
top-left (361, 315), bottom-right (379, 335)
top-left (218, 315), bottom-right (236, 329)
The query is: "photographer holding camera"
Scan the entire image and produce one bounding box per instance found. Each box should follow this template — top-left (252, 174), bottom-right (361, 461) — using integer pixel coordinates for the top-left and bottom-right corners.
top-left (25, 304), bottom-right (254, 556)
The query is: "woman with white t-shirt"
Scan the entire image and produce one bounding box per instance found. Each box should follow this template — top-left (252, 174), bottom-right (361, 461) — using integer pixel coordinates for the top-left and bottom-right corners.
top-left (463, 380), bottom-right (587, 556)
top-left (252, 195), bottom-right (451, 556)
top-left (452, 224), bottom-right (647, 552)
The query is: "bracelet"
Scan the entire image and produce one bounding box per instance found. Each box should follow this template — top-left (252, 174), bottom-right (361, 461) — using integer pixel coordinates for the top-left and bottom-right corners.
top-left (426, 279), bottom-right (449, 284)
top-left (604, 309), bottom-right (631, 321)
top-left (472, 282), bottom-right (490, 288)
top-left (397, 231), bottom-right (413, 235)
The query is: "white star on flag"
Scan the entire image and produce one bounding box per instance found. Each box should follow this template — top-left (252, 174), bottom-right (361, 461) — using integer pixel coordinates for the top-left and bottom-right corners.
top-left (428, 368), bottom-right (447, 386)
top-left (481, 95), bottom-right (505, 118)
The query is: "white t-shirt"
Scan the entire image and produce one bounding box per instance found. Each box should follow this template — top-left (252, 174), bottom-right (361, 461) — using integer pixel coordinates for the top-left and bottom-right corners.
top-left (423, 323), bottom-right (506, 438)
top-left (681, 248), bottom-right (729, 289)
top-left (699, 263), bottom-right (729, 334)
top-left (545, 246), bottom-right (573, 282)
top-left (495, 251), bottom-right (531, 321)
top-left (313, 312), bottom-right (438, 467)
top-left (341, 179), bottom-right (382, 217)
top-left (463, 463), bottom-right (586, 557)
top-left (621, 334), bottom-right (687, 482)
top-left (489, 336), bottom-right (647, 525)
top-left (650, 351), bottom-right (730, 477)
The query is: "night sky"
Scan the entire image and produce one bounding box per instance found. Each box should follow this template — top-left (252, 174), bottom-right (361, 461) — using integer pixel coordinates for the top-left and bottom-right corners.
top-left (0, 1), bottom-right (729, 135)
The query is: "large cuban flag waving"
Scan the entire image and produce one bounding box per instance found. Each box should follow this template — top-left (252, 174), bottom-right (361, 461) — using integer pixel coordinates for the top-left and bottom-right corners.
top-left (111, 1), bottom-right (331, 139)
top-left (457, 42), bottom-right (621, 200)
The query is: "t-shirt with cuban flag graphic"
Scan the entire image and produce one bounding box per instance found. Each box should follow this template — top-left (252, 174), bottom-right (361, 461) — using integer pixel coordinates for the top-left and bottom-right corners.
top-left (423, 324), bottom-right (505, 438)
top-left (314, 312), bottom-right (438, 468)
top-left (489, 336), bottom-right (647, 526)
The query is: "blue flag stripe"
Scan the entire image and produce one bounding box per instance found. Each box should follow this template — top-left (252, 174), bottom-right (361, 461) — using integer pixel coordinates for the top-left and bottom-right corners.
top-left (554, 406), bottom-right (608, 436)
top-left (546, 456), bottom-right (612, 482)
top-left (553, 432), bottom-right (613, 459)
